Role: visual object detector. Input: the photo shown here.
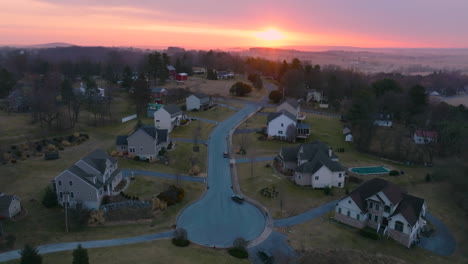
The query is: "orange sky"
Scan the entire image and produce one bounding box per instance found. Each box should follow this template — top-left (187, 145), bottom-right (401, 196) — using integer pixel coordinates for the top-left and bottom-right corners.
top-left (1, 0), bottom-right (468, 49)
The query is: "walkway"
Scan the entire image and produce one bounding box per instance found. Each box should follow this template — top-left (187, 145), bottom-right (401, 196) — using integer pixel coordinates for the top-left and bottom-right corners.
top-left (418, 213), bottom-right (456, 256)
top-left (170, 138), bottom-right (209, 145)
top-left (121, 169), bottom-right (206, 183)
top-left (177, 104), bottom-right (266, 248)
top-left (216, 102), bottom-right (238, 111)
top-left (235, 156), bottom-right (276, 164)
top-left (0, 231), bottom-right (173, 262)
top-left (274, 200), bottom-right (337, 227)
top-left (187, 116), bottom-right (219, 124)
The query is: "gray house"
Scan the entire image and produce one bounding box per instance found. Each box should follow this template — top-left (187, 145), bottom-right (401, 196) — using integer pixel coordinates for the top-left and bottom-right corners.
top-left (0, 193), bottom-right (22, 219)
top-left (186, 93), bottom-right (212, 111)
top-left (126, 125), bottom-right (169, 160)
top-left (115, 135), bottom-right (128, 153)
top-left (54, 149), bottom-right (123, 210)
top-left (278, 140), bottom-right (345, 188)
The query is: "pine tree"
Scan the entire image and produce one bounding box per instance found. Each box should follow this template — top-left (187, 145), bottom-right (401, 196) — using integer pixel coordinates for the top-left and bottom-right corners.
top-left (72, 244), bottom-right (89, 264)
top-left (121, 65), bottom-right (133, 91)
top-left (20, 244), bottom-right (42, 264)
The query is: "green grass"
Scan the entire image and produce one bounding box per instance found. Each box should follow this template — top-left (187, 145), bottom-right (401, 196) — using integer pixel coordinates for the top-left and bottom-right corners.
top-left (3, 240), bottom-right (248, 264)
top-left (186, 106), bottom-right (235, 122)
top-left (125, 176), bottom-right (204, 201)
top-left (170, 121), bottom-right (216, 141)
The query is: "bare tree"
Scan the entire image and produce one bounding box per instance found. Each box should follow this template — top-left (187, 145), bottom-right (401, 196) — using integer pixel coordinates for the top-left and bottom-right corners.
top-left (192, 121), bottom-right (201, 152)
top-left (285, 124), bottom-right (296, 142)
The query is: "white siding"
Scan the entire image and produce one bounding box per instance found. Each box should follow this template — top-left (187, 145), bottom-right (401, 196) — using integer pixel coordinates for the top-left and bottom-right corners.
top-left (186, 95), bottom-right (201, 111)
top-left (267, 115), bottom-right (296, 138)
top-left (9, 197), bottom-right (21, 218)
top-left (336, 198), bottom-right (365, 221)
top-left (154, 109), bottom-right (172, 132)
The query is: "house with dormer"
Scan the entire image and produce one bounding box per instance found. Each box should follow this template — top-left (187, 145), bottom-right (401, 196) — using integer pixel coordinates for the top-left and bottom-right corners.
top-left (335, 178), bottom-right (427, 248)
top-left (278, 140), bottom-right (345, 188)
top-left (153, 104), bottom-right (185, 133)
top-left (54, 149), bottom-right (123, 210)
top-left (267, 99), bottom-right (310, 140)
top-left (124, 125), bottom-right (169, 160)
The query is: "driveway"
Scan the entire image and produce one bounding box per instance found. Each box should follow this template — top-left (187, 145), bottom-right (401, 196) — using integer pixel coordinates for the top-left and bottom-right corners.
top-left (235, 156), bottom-right (276, 164)
top-left (0, 231), bottom-right (173, 262)
top-left (274, 200), bottom-right (337, 227)
top-left (177, 104), bottom-right (266, 248)
top-left (170, 138), bottom-right (209, 145)
top-left (121, 169), bottom-right (206, 183)
top-left (418, 212), bottom-right (456, 256)
top-left (248, 231), bottom-right (297, 264)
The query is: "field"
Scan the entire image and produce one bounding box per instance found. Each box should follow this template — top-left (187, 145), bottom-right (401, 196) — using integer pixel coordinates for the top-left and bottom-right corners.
top-left (185, 105), bottom-right (236, 122)
top-left (441, 94), bottom-right (468, 107)
top-left (3, 240), bottom-right (248, 264)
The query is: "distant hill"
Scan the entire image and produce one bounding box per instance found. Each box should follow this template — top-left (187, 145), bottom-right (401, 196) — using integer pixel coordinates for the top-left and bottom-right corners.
top-left (0, 42), bottom-right (76, 49)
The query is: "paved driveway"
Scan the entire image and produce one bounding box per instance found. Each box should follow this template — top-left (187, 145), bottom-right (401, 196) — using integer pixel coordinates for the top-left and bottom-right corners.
top-left (121, 169), bottom-right (206, 183)
top-left (177, 105), bottom-right (266, 248)
top-left (418, 213), bottom-right (456, 256)
top-left (274, 200), bottom-right (337, 227)
top-left (248, 231), bottom-right (297, 264)
top-left (235, 156), bottom-right (276, 164)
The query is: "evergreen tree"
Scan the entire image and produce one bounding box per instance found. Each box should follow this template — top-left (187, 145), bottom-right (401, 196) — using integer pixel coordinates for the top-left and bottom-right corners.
top-left (0, 67), bottom-right (16, 98)
top-left (130, 74), bottom-right (151, 117)
top-left (20, 244), bottom-right (42, 264)
top-left (72, 244), bottom-right (89, 264)
top-left (121, 65), bottom-right (133, 91)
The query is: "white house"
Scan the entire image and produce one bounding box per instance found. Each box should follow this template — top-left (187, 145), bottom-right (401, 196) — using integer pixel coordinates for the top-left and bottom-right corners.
top-left (267, 111), bottom-right (297, 139)
top-left (186, 94), bottom-right (212, 111)
top-left (345, 133), bottom-right (353, 142)
top-left (278, 140), bottom-right (345, 188)
top-left (306, 89), bottom-right (322, 103)
top-left (374, 113), bottom-right (393, 127)
top-left (0, 193), bottom-right (22, 219)
top-left (413, 130), bottom-right (438, 144)
top-left (335, 178), bottom-right (427, 248)
top-left (277, 99), bottom-right (301, 119)
top-left (54, 149), bottom-right (123, 210)
top-left (154, 104), bottom-right (185, 133)
top-left (80, 82), bottom-right (105, 97)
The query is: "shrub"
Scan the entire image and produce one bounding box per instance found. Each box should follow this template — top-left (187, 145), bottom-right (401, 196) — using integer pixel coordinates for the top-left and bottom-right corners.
top-left (158, 148), bottom-right (166, 156)
top-left (323, 186), bottom-right (332, 195)
top-left (72, 244), bottom-right (89, 264)
top-left (425, 173), bottom-right (432, 182)
top-left (10, 159), bottom-right (17, 164)
top-left (158, 185), bottom-right (185, 206)
top-left (345, 188), bottom-right (349, 195)
top-left (134, 156), bottom-right (140, 161)
top-left (359, 228), bottom-right (380, 240)
top-left (389, 170), bottom-right (400, 176)
top-left (228, 247), bottom-right (249, 259)
top-left (42, 186), bottom-right (58, 208)
top-left (172, 228), bottom-right (190, 247)
top-left (168, 141), bottom-right (173, 150)
top-left (172, 238), bottom-right (190, 247)
top-left (269, 90), bottom-right (282, 103)
top-left (20, 244), bottom-right (42, 264)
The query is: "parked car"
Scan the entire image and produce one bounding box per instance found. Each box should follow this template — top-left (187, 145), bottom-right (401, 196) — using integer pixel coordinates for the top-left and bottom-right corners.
top-left (223, 152), bottom-right (229, 158)
top-left (257, 249), bottom-right (274, 264)
top-left (231, 195), bottom-right (244, 204)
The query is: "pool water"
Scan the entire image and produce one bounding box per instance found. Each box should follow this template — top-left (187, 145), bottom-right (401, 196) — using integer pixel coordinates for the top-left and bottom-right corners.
top-left (349, 166), bottom-right (390, 175)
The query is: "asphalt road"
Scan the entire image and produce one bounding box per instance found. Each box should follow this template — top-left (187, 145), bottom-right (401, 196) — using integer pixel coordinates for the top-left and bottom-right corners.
top-left (177, 104), bottom-right (266, 248)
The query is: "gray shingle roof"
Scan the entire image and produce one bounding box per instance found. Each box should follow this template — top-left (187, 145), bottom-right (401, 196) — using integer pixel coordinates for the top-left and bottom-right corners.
top-left (116, 135), bottom-right (128, 146)
top-left (283, 98), bottom-right (299, 108)
top-left (390, 194), bottom-right (425, 226)
top-left (139, 125), bottom-right (157, 139)
top-left (82, 149), bottom-right (117, 174)
top-left (166, 65), bottom-right (176, 71)
top-left (156, 129), bottom-right (168, 143)
top-left (267, 110), bottom-right (296, 124)
top-left (163, 104), bottom-right (182, 115)
top-left (0, 194), bottom-right (16, 217)
top-left (151, 87), bottom-right (166, 93)
top-left (296, 151), bottom-right (344, 173)
top-left (280, 146), bottom-right (299, 162)
top-left (67, 165), bottom-right (103, 189)
top-left (298, 140), bottom-right (338, 161)
top-left (193, 93), bottom-right (210, 100)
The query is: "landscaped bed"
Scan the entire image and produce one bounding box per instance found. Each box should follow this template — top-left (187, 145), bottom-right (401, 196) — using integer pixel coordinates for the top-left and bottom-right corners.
top-left (349, 166), bottom-right (391, 175)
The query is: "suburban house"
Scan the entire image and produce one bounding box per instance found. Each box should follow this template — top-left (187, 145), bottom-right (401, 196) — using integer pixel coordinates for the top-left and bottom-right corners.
top-left (79, 82), bottom-right (105, 97)
top-left (167, 65), bottom-right (176, 79)
top-left (413, 130), bottom-right (438, 144)
top-left (278, 140), bottom-right (345, 188)
top-left (124, 125), bottom-right (169, 160)
top-left (335, 178), bottom-right (427, 248)
top-left (154, 104), bottom-right (185, 133)
top-left (345, 133), bottom-right (353, 142)
top-left (217, 71), bottom-right (235, 79)
top-left (7, 88), bottom-right (30, 112)
top-left (306, 89), bottom-right (322, 103)
top-left (343, 125), bottom-right (351, 135)
top-left (176, 73), bottom-right (188, 81)
top-left (186, 93), bottom-right (212, 111)
top-left (374, 113), bottom-right (393, 127)
top-left (54, 149), bottom-right (123, 210)
top-left (147, 103), bottom-right (163, 118)
top-left (0, 193), bottom-right (22, 219)
top-left (150, 87), bottom-right (167, 104)
top-left (276, 99), bottom-right (304, 120)
top-left (115, 135), bottom-right (128, 153)
top-left (267, 111), bottom-right (310, 140)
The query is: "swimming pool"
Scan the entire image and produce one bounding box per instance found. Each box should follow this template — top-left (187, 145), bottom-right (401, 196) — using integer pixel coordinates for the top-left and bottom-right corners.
top-left (349, 166), bottom-right (391, 175)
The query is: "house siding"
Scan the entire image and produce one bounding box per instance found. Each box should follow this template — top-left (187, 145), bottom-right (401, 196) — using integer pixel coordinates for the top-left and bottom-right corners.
top-left (335, 212), bottom-right (367, 229)
top-left (335, 198), bottom-right (366, 228)
top-left (186, 95), bottom-right (201, 111)
top-left (276, 103), bottom-right (299, 118)
top-left (154, 109), bottom-right (173, 132)
top-left (294, 172), bottom-right (312, 186)
top-left (267, 115), bottom-right (296, 138)
top-left (55, 171), bottom-right (100, 210)
top-left (7, 197), bottom-right (21, 218)
top-left (127, 130), bottom-right (158, 159)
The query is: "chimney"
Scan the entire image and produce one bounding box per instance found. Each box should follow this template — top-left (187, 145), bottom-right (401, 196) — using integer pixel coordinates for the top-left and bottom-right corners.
top-left (329, 147), bottom-right (333, 157)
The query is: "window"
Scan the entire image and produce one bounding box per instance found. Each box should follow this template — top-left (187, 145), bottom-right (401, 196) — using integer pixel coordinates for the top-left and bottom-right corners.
top-left (156, 120), bottom-right (160, 122)
top-left (89, 192), bottom-right (92, 195)
top-left (281, 123), bottom-right (284, 127)
top-left (60, 192), bottom-right (63, 198)
top-left (356, 214), bottom-right (360, 220)
top-left (315, 176), bottom-right (319, 180)
top-left (58, 180), bottom-right (62, 186)
top-left (395, 221), bottom-right (404, 232)
top-left (369, 202), bottom-right (373, 209)
top-left (140, 147), bottom-right (143, 150)
top-left (368, 214), bottom-right (372, 220)
top-left (297, 174), bottom-right (302, 180)
top-left (338, 182), bottom-right (342, 187)
top-left (374, 215), bottom-right (378, 222)
top-left (338, 208), bottom-right (342, 214)
top-left (348, 200), bottom-right (351, 204)
top-left (339, 173), bottom-right (342, 178)
top-left (347, 211), bottom-right (351, 217)
top-left (129, 147), bottom-right (135, 153)
top-left (69, 180), bottom-right (73, 186)
top-left (278, 130), bottom-right (283, 135)
top-left (375, 204), bottom-right (380, 210)
top-left (384, 206), bottom-right (391, 213)
top-left (70, 192), bottom-right (74, 198)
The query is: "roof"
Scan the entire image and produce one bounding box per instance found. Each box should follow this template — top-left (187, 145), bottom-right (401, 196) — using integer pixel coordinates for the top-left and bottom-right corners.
top-left (191, 93), bottom-right (210, 100)
top-left (296, 123), bottom-right (310, 129)
top-left (375, 112), bottom-right (393, 121)
top-left (267, 110), bottom-right (296, 124)
top-left (280, 146), bottom-right (299, 162)
top-left (296, 151), bottom-right (344, 174)
top-left (298, 140), bottom-right (338, 161)
top-left (177, 73), bottom-right (188, 76)
top-left (345, 178), bottom-right (407, 213)
top-left (281, 98), bottom-right (299, 109)
top-left (0, 194), bottom-right (18, 216)
top-left (390, 194), bottom-right (425, 226)
top-left (151, 87), bottom-right (166, 93)
top-left (414, 130), bottom-right (438, 138)
top-left (67, 165), bottom-right (103, 189)
top-left (156, 129), bottom-right (168, 143)
top-left (116, 135), bottom-right (128, 146)
top-left (166, 65), bottom-right (176, 71)
top-left (163, 104), bottom-right (182, 115)
top-left (81, 149), bottom-right (117, 174)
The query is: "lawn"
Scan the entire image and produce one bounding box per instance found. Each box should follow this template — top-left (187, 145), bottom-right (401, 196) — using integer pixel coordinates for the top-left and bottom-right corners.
top-left (185, 105), bottom-right (235, 122)
top-left (117, 142), bottom-right (208, 177)
top-left (236, 161), bottom-right (352, 218)
top-left (170, 120), bottom-right (216, 141)
top-left (3, 240), bottom-right (248, 264)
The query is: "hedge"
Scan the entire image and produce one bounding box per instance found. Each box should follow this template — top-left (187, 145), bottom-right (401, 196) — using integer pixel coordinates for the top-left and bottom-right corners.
top-left (228, 247), bottom-right (249, 259)
top-left (172, 238), bottom-right (190, 247)
top-left (389, 170), bottom-right (400, 176)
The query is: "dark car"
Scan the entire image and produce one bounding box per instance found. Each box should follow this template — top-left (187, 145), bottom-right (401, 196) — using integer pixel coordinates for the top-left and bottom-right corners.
top-left (223, 152), bottom-right (229, 158)
top-left (257, 249), bottom-right (274, 264)
top-left (231, 195), bottom-right (244, 204)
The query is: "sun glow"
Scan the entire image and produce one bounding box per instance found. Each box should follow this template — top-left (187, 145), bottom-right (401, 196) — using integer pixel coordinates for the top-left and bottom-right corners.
top-left (255, 28), bottom-right (285, 41)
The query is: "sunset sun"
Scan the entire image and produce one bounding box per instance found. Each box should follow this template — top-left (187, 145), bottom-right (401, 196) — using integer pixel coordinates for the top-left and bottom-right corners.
top-left (256, 28), bottom-right (285, 41)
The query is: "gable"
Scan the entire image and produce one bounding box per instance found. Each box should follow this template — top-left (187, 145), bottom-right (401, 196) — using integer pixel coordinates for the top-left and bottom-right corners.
top-left (127, 129), bottom-right (155, 144)
top-left (337, 196), bottom-right (363, 213)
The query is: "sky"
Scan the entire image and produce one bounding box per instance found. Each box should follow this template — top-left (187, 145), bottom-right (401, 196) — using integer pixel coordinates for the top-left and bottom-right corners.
top-left (1, 0), bottom-right (468, 49)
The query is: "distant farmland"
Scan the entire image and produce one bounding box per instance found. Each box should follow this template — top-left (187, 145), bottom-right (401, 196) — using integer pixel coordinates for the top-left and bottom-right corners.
top-left (442, 95), bottom-right (468, 107)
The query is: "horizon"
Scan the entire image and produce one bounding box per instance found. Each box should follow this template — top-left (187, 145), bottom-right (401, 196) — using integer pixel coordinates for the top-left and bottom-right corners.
top-left (2, 0), bottom-right (468, 49)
